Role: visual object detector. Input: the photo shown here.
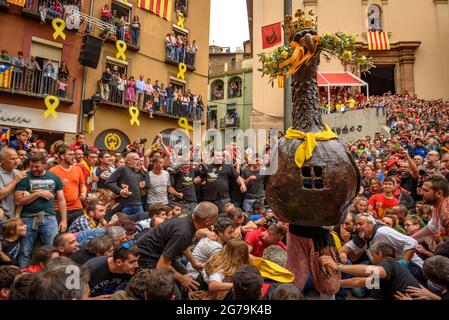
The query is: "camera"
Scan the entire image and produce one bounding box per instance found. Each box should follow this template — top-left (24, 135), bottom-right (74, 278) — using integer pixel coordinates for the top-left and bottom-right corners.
top-left (419, 169), bottom-right (428, 177)
top-left (140, 138), bottom-right (148, 144)
top-left (264, 216), bottom-right (278, 228)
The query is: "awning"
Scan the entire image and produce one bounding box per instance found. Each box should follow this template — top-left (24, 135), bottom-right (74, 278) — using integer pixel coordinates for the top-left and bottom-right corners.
top-left (317, 72), bottom-right (368, 87)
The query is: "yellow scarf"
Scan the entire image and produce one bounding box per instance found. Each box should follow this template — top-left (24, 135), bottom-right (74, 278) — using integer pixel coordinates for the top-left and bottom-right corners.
top-left (442, 147), bottom-right (449, 153)
top-left (285, 125), bottom-right (337, 169)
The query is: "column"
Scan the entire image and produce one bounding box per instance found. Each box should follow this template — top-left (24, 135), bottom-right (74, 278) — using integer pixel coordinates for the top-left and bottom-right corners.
top-left (399, 49), bottom-right (416, 95)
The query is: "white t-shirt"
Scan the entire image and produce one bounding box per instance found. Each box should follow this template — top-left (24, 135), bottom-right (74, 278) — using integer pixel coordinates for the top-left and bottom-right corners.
top-left (146, 170), bottom-right (170, 205)
top-left (346, 226), bottom-right (423, 268)
top-left (186, 238), bottom-right (222, 278)
top-left (201, 271), bottom-right (225, 284)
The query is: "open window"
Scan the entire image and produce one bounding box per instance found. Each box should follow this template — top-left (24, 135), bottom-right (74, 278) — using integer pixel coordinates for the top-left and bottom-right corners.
top-left (175, 0), bottom-right (188, 17)
top-left (367, 4), bottom-right (382, 32)
top-left (210, 80), bottom-right (224, 101)
top-left (111, 0), bottom-right (131, 21)
top-left (228, 76), bottom-right (242, 98)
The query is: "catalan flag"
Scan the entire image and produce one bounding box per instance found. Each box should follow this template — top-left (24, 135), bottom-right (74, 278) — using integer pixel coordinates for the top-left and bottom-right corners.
top-left (1, 129), bottom-right (10, 142)
top-left (7, 0), bottom-right (26, 7)
top-left (138, 0), bottom-right (173, 21)
top-left (367, 31), bottom-right (391, 51)
top-left (0, 63), bottom-right (13, 88)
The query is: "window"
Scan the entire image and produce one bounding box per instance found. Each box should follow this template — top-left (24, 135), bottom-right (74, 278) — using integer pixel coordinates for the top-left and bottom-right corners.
top-left (228, 76), bottom-right (242, 98)
top-left (210, 80), bottom-right (224, 100)
top-left (301, 166), bottom-right (324, 190)
top-left (31, 38), bottom-right (62, 75)
top-left (175, 0), bottom-right (188, 17)
top-left (170, 77), bottom-right (186, 92)
top-left (226, 104), bottom-right (237, 116)
top-left (111, 0), bottom-right (131, 21)
top-left (106, 59), bottom-right (127, 77)
top-left (367, 4), bottom-right (382, 32)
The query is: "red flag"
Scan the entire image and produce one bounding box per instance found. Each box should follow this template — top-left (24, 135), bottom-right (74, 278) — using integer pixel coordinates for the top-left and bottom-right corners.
top-left (262, 22), bottom-right (282, 49)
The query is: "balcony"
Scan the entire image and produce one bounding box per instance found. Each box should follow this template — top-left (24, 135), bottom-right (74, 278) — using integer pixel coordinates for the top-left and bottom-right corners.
top-left (0, 64), bottom-right (76, 104)
top-left (97, 81), bottom-right (201, 123)
top-left (209, 62), bottom-right (243, 77)
top-left (220, 117), bottom-right (240, 129)
top-left (165, 44), bottom-right (196, 71)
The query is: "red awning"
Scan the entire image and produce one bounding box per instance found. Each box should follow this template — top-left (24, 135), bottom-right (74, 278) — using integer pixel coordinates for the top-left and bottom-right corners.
top-left (317, 72), bottom-right (367, 87)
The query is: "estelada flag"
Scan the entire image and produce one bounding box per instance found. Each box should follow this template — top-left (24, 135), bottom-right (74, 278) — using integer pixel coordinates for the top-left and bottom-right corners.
top-left (138, 0), bottom-right (173, 21)
top-left (262, 22), bottom-right (282, 49)
top-left (0, 63), bottom-right (13, 89)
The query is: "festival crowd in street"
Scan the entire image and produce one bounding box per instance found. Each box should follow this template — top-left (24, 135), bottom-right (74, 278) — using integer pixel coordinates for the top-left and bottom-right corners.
top-left (0, 91), bottom-right (449, 301)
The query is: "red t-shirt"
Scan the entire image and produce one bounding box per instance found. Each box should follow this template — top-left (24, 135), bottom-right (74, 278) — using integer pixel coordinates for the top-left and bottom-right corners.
top-left (244, 228), bottom-right (286, 257)
top-left (368, 193), bottom-right (400, 219)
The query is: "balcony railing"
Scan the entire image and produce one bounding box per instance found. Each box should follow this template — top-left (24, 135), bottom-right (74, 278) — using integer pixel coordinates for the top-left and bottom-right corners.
top-left (0, 64), bottom-right (76, 103)
top-left (97, 81), bottom-right (202, 122)
top-left (165, 44), bottom-right (196, 71)
top-left (220, 117), bottom-right (240, 129)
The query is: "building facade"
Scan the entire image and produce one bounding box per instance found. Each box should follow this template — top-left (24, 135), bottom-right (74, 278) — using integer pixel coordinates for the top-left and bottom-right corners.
top-left (248, 0), bottom-right (449, 131)
top-left (207, 44), bottom-right (253, 142)
top-left (0, 0), bottom-right (86, 145)
top-left (82, 0), bottom-right (210, 153)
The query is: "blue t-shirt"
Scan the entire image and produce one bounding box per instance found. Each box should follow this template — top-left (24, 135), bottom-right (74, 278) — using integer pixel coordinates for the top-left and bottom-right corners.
top-left (15, 171), bottom-right (63, 217)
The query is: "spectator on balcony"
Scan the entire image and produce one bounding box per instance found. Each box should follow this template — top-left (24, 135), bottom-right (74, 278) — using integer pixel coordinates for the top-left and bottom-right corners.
top-left (159, 83), bottom-right (167, 114)
top-left (48, 0), bottom-right (63, 19)
top-left (101, 4), bottom-right (113, 24)
top-left (100, 68), bottom-right (112, 101)
top-left (58, 61), bottom-right (69, 81)
top-left (110, 66), bottom-right (120, 103)
top-left (181, 92), bottom-right (190, 118)
top-left (152, 88), bottom-right (160, 113)
top-left (125, 76), bottom-right (136, 107)
top-left (153, 80), bottom-right (160, 92)
top-left (131, 16), bottom-right (141, 47)
top-left (185, 41), bottom-right (192, 66)
top-left (39, 1), bottom-right (48, 24)
top-left (42, 59), bottom-right (55, 95)
top-left (175, 35), bottom-right (183, 62)
top-left (0, 49), bottom-right (11, 64)
top-left (165, 34), bottom-right (173, 60)
top-left (166, 83), bottom-right (174, 115)
top-left (116, 74), bottom-right (126, 105)
top-left (117, 16), bottom-right (127, 42)
top-left (196, 95), bottom-right (204, 121)
top-left (24, 56), bottom-right (41, 93)
top-left (145, 96), bottom-right (154, 119)
top-left (135, 75), bottom-right (146, 110)
top-left (187, 89), bottom-right (194, 119)
top-left (57, 77), bottom-right (68, 98)
top-left (191, 40), bottom-right (198, 67)
top-left (144, 78), bottom-right (153, 104)
top-left (12, 51), bottom-right (25, 90)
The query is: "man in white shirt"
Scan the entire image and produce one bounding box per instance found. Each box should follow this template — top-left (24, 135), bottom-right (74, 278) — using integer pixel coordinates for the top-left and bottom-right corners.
top-left (146, 156), bottom-right (182, 206)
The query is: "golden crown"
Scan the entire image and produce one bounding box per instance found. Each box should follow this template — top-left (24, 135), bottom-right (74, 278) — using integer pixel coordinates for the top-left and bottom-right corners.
top-left (283, 9), bottom-right (318, 38)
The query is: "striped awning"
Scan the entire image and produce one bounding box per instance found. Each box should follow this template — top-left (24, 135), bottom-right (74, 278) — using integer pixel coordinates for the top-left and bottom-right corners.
top-left (367, 32), bottom-right (390, 51)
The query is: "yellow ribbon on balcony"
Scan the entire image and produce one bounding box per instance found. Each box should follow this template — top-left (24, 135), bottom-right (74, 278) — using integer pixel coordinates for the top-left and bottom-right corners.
top-left (177, 63), bottom-right (187, 80)
top-left (129, 107), bottom-right (140, 126)
top-left (285, 125), bottom-right (337, 169)
top-left (52, 18), bottom-right (66, 41)
top-left (178, 117), bottom-right (193, 133)
top-left (44, 95), bottom-right (59, 119)
top-left (177, 12), bottom-right (185, 29)
top-left (116, 40), bottom-right (127, 61)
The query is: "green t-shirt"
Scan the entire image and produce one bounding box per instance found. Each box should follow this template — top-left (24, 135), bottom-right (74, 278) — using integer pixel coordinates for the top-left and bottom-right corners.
top-left (15, 171), bottom-right (63, 217)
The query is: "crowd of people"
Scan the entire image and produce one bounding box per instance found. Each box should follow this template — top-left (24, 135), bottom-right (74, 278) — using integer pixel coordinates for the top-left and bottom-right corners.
top-left (100, 5), bottom-right (141, 47)
top-left (98, 68), bottom-right (205, 121)
top-left (165, 32), bottom-right (199, 68)
top-left (0, 49), bottom-right (70, 98)
top-left (319, 87), bottom-right (367, 113)
top-left (0, 91), bottom-right (449, 301)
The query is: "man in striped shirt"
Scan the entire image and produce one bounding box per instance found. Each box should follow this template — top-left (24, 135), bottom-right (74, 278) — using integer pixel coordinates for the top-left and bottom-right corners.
top-left (69, 200), bottom-right (107, 233)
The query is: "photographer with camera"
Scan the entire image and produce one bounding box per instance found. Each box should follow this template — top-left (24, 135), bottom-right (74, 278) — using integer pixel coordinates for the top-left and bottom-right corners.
top-left (126, 138), bottom-right (147, 158)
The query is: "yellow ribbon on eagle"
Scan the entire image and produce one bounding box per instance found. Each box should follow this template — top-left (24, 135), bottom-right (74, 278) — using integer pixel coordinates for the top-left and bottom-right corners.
top-left (285, 125), bottom-right (337, 169)
top-left (278, 36), bottom-right (320, 76)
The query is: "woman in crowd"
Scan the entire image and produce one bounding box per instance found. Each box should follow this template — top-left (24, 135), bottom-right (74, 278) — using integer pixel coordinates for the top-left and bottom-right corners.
top-left (125, 76), bottom-right (136, 106)
top-left (131, 16), bottom-right (141, 47)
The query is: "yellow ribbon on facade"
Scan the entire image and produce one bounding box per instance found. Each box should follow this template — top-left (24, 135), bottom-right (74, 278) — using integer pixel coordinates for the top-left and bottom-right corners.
top-left (87, 116), bottom-right (94, 134)
top-left (44, 95), bottom-right (59, 119)
top-left (178, 117), bottom-right (193, 133)
top-left (177, 12), bottom-right (185, 29)
top-left (177, 63), bottom-right (187, 80)
top-left (129, 107), bottom-right (140, 126)
top-left (285, 125), bottom-right (337, 169)
top-left (116, 40), bottom-right (127, 61)
top-left (52, 18), bottom-right (66, 41)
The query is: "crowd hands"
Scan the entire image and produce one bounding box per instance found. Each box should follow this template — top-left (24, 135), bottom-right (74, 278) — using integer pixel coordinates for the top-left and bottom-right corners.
top-left (99, 69), bottom-right (205, 121)
top-left (1, 88), bottom-right (449, 301)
